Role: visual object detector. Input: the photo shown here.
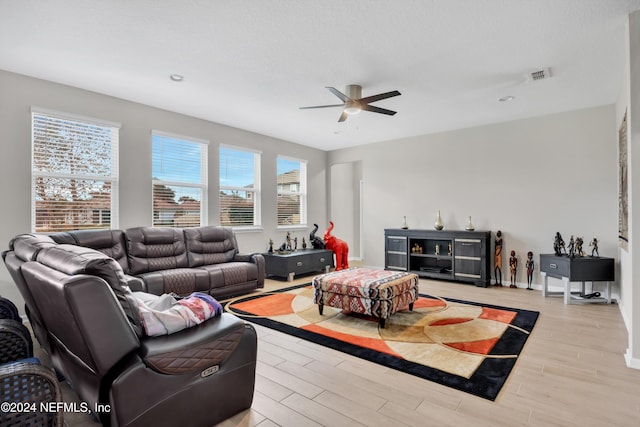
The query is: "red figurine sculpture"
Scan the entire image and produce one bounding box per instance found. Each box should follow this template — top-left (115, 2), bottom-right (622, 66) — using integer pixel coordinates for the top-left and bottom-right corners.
top-left (323, 221), bottom-right (349, 270)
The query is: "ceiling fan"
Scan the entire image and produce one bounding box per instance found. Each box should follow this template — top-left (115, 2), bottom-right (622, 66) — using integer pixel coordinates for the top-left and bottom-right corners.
top-left (300, 84), bottom-right (401, 122)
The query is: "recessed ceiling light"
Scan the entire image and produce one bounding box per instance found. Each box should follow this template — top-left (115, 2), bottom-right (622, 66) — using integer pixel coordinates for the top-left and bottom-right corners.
top-left (169, 74), bottom-right (184, 82)
top-left (498, 95), bottom-right (515, 102)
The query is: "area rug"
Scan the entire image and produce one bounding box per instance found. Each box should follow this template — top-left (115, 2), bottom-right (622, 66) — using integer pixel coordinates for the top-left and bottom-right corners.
top-left (225, 283), bottom-right (539, 401)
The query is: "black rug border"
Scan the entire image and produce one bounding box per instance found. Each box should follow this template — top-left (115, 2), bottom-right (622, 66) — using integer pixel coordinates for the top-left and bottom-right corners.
top-left (227, 283), bottom-right (539, 401)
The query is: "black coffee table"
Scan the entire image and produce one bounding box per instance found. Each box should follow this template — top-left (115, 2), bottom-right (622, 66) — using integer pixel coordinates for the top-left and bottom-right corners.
top-left (263, 249), bottom-right (334, 281)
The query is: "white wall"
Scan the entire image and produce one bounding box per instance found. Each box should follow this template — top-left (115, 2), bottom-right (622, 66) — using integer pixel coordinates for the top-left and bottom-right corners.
top-left (328, 106), bottom-right (618, 290)
top-left (620, 11), bottom-right (640, 369)
top-left (0, 70), bottom-right (328, 304)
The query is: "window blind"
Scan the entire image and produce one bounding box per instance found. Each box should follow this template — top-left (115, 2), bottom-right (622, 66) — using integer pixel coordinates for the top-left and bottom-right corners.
top-left (219, 146), bottom-right (260, 227)
top-left (277, 157), bottom-right (307, 226)
top-left (152, 131), bottom-right (208, 228)
top-left (31, 110), bottom-right (119, 232)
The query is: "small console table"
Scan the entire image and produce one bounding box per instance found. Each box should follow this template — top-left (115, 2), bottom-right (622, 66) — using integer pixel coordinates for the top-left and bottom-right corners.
top-left (263, 249), bottom-right (334, 281)
top-left (539, 254), bottom-right (614, 304)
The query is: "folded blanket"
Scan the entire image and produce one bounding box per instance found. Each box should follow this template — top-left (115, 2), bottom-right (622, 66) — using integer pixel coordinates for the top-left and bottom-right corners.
top-left (133, 292), bottom-right (223, 336)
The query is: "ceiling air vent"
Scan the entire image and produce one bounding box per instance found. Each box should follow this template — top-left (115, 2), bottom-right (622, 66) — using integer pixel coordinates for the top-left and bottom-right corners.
top-left (528, 68), bottom-right (551, 81)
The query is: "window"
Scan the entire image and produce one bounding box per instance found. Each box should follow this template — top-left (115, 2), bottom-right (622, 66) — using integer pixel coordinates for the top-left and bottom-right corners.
top-left (219, 146), bottom-right (260, 227)
top-left (277, 156), bottom-right (307, 226)
top-left (152, 131), bottom-right (208, 227)
top-left (31, 108), bottom-right (119, 232)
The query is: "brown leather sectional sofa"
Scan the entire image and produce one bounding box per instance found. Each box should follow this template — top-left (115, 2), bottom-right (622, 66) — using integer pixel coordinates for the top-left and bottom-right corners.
top-left (48, 226), bottom-right (265, 298)
top-left (2, 226), bottom-right (265, 426)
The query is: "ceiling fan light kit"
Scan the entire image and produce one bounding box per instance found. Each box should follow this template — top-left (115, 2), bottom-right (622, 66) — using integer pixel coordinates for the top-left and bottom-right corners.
top-left (301, 84), bottom-right (401, 122)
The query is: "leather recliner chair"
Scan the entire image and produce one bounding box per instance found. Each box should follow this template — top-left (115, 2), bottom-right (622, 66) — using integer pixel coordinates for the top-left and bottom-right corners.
top-left (3, 235), bottom-right (257, 427)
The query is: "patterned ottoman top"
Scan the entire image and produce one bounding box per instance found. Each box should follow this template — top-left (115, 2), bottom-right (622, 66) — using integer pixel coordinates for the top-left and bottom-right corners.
top-left (312, 268), bottom-right (418, 300)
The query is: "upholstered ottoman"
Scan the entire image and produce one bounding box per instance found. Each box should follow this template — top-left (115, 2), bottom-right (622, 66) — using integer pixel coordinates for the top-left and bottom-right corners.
top-left (312, 268), bottom-right (419, 328)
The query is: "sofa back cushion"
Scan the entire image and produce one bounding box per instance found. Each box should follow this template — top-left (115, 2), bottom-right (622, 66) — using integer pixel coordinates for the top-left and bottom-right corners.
top-left (50, 229), bottom-right (129, 272)
top-left (184, 226), bottom-right (238, 267)
top-left (2, 234), bottom-right (58, 353)
top-left (21, 254), bottom-right (139, 377)
top-left (125, 227), bottom-right (188, 275)
top-left (35, 244), bottom-right (144, 337)
top-left (8, 234), bottom-right (57, 262)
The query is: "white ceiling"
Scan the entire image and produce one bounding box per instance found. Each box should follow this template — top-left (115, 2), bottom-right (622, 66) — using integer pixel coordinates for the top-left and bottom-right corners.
top-left (1, 0), bottom-right (639, 151)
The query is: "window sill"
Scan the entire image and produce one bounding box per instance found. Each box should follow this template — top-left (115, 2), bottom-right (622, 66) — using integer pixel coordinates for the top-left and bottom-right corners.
top-left (231, 226), bottom-right (264, 233)
top-left (276, 225), bottom-right (309, 231)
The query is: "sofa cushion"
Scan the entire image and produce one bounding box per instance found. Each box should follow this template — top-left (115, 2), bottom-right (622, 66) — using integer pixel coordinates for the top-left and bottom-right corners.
top-left (184, 226), bottom-right (238, 267)
top-left (8, 234), bottom-right (57, 262)
top-left (136, 268), bottom-right (210, 296)
top-left (50, 229), bottom-right (129, 272)
top-left (126, 227), bottom-right (188, 275)
top-left (198, 262), bottom-right (257, 291)
top-left (35, 245), bottom-right (144, 336)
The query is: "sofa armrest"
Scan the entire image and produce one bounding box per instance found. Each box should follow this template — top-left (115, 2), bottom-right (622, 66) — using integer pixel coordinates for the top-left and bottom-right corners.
top-left (138, 313), bottom-right (251, 374)
top-left (124, 274), bottom-right (145, 292)
top-left (233, 253), bottom-right (265, 288)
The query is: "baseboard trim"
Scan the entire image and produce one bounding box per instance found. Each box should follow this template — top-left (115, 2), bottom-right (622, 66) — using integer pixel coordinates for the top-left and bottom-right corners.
top-left (625, 348), bottom-right (640, 370)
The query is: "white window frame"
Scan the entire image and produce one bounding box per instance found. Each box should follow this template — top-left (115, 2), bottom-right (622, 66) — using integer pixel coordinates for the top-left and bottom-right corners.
top-left (151, 130), bottom-right (208, 228)
top-left (31, 107), bottom-right (120, 232)
top-left (219, 145), bottom-right (261, 229)
top-left (277, 155), bottom-right (307, 229)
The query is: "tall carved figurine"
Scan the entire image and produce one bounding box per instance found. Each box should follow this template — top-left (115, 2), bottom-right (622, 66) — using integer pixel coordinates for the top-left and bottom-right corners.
top-left (494, 230), bottom-right (503, 286)
top-left (526, 251), bottom-right (534, 290)
top-left (323, 221), bottom-right (349, 270)
top-left (509, 250), bottom-right (518, 288)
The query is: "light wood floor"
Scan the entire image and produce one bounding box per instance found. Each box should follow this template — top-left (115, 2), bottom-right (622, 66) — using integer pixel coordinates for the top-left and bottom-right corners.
top-left (54, 274), bottom-right (640, 426)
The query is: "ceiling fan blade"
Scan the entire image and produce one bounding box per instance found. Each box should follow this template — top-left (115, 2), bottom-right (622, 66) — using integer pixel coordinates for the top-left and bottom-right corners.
top-left (358, 90), bottom-right (401, 104)
top-left (326, 87), bottom-right (350, 102)
top-left (299, 104), bottom-right (345, 109)
top-left (361, 104), bottom-right (397, 116)
top-left (338, 110), bottom-right (349, 122)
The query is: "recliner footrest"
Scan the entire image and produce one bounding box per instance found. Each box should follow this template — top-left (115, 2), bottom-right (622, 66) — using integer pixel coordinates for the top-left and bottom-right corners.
top-left (139, 313), bottom-right (246, 374)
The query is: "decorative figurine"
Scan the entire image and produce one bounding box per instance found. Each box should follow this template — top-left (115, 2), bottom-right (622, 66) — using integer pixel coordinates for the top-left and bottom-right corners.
top-left (294, 237), bottom-right (298, 251)
top-left (448, 242), bottom-right (452, 256)
top-left (286, 232), bottom-right (292, 251)
top-left (509, 250), bottom-right (518, 288)
top-left (494, 230), bottom-right (503, 286)
top-left (309, 224), bottom-right (325, 249)
top-left (323, 221), bottom-right (349, 270)
top-left (412, 243), bottom-right (423, 254)
top-left (567, 235), bottom-right (575, 258)
top-left (302, 237), bottom-right (307, 249)
top-left (575, 237), bottom-right (584, 257)
top-left (590, 237), bottom-right (599, 257)
top-left (268, 238), bottom-right (274, 253)
top-left (526, 251), bottom-right (534, 290)
top-left (434, 210), bottom-right (444, 230)
top-left (435, 244), bottom-right (440, 256)
top-left (278, 232), bottom-right (293, 253)
top-left (553, 232), bottom-right (566, 256)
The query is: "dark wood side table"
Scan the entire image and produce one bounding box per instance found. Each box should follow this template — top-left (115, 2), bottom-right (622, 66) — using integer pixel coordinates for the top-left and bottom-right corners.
top-left (539, 254), bottom-right (615, 304)
top-left (263, 249), bottom-right (334, 281)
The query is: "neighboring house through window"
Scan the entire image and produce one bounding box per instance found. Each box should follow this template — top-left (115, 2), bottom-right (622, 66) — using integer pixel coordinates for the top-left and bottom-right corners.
top-left (31, 108), bottom-right (120, 232)
top-left (152, 131), bottom-right (208, 227)
top-left (277, 156), bottom-right (307, 226)
top-left (219, 146), bottom-right (261, 227)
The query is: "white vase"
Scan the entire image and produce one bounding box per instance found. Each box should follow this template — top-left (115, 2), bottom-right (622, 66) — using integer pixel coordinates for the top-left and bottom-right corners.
top-left (466, 216), bottom-right (475, 231)
top-left (434, 210), bottom-right (444, 230)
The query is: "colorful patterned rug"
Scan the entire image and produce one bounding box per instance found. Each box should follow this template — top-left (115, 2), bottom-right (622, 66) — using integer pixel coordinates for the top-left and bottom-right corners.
top-left (225, 283), bottom-right (539, 401)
